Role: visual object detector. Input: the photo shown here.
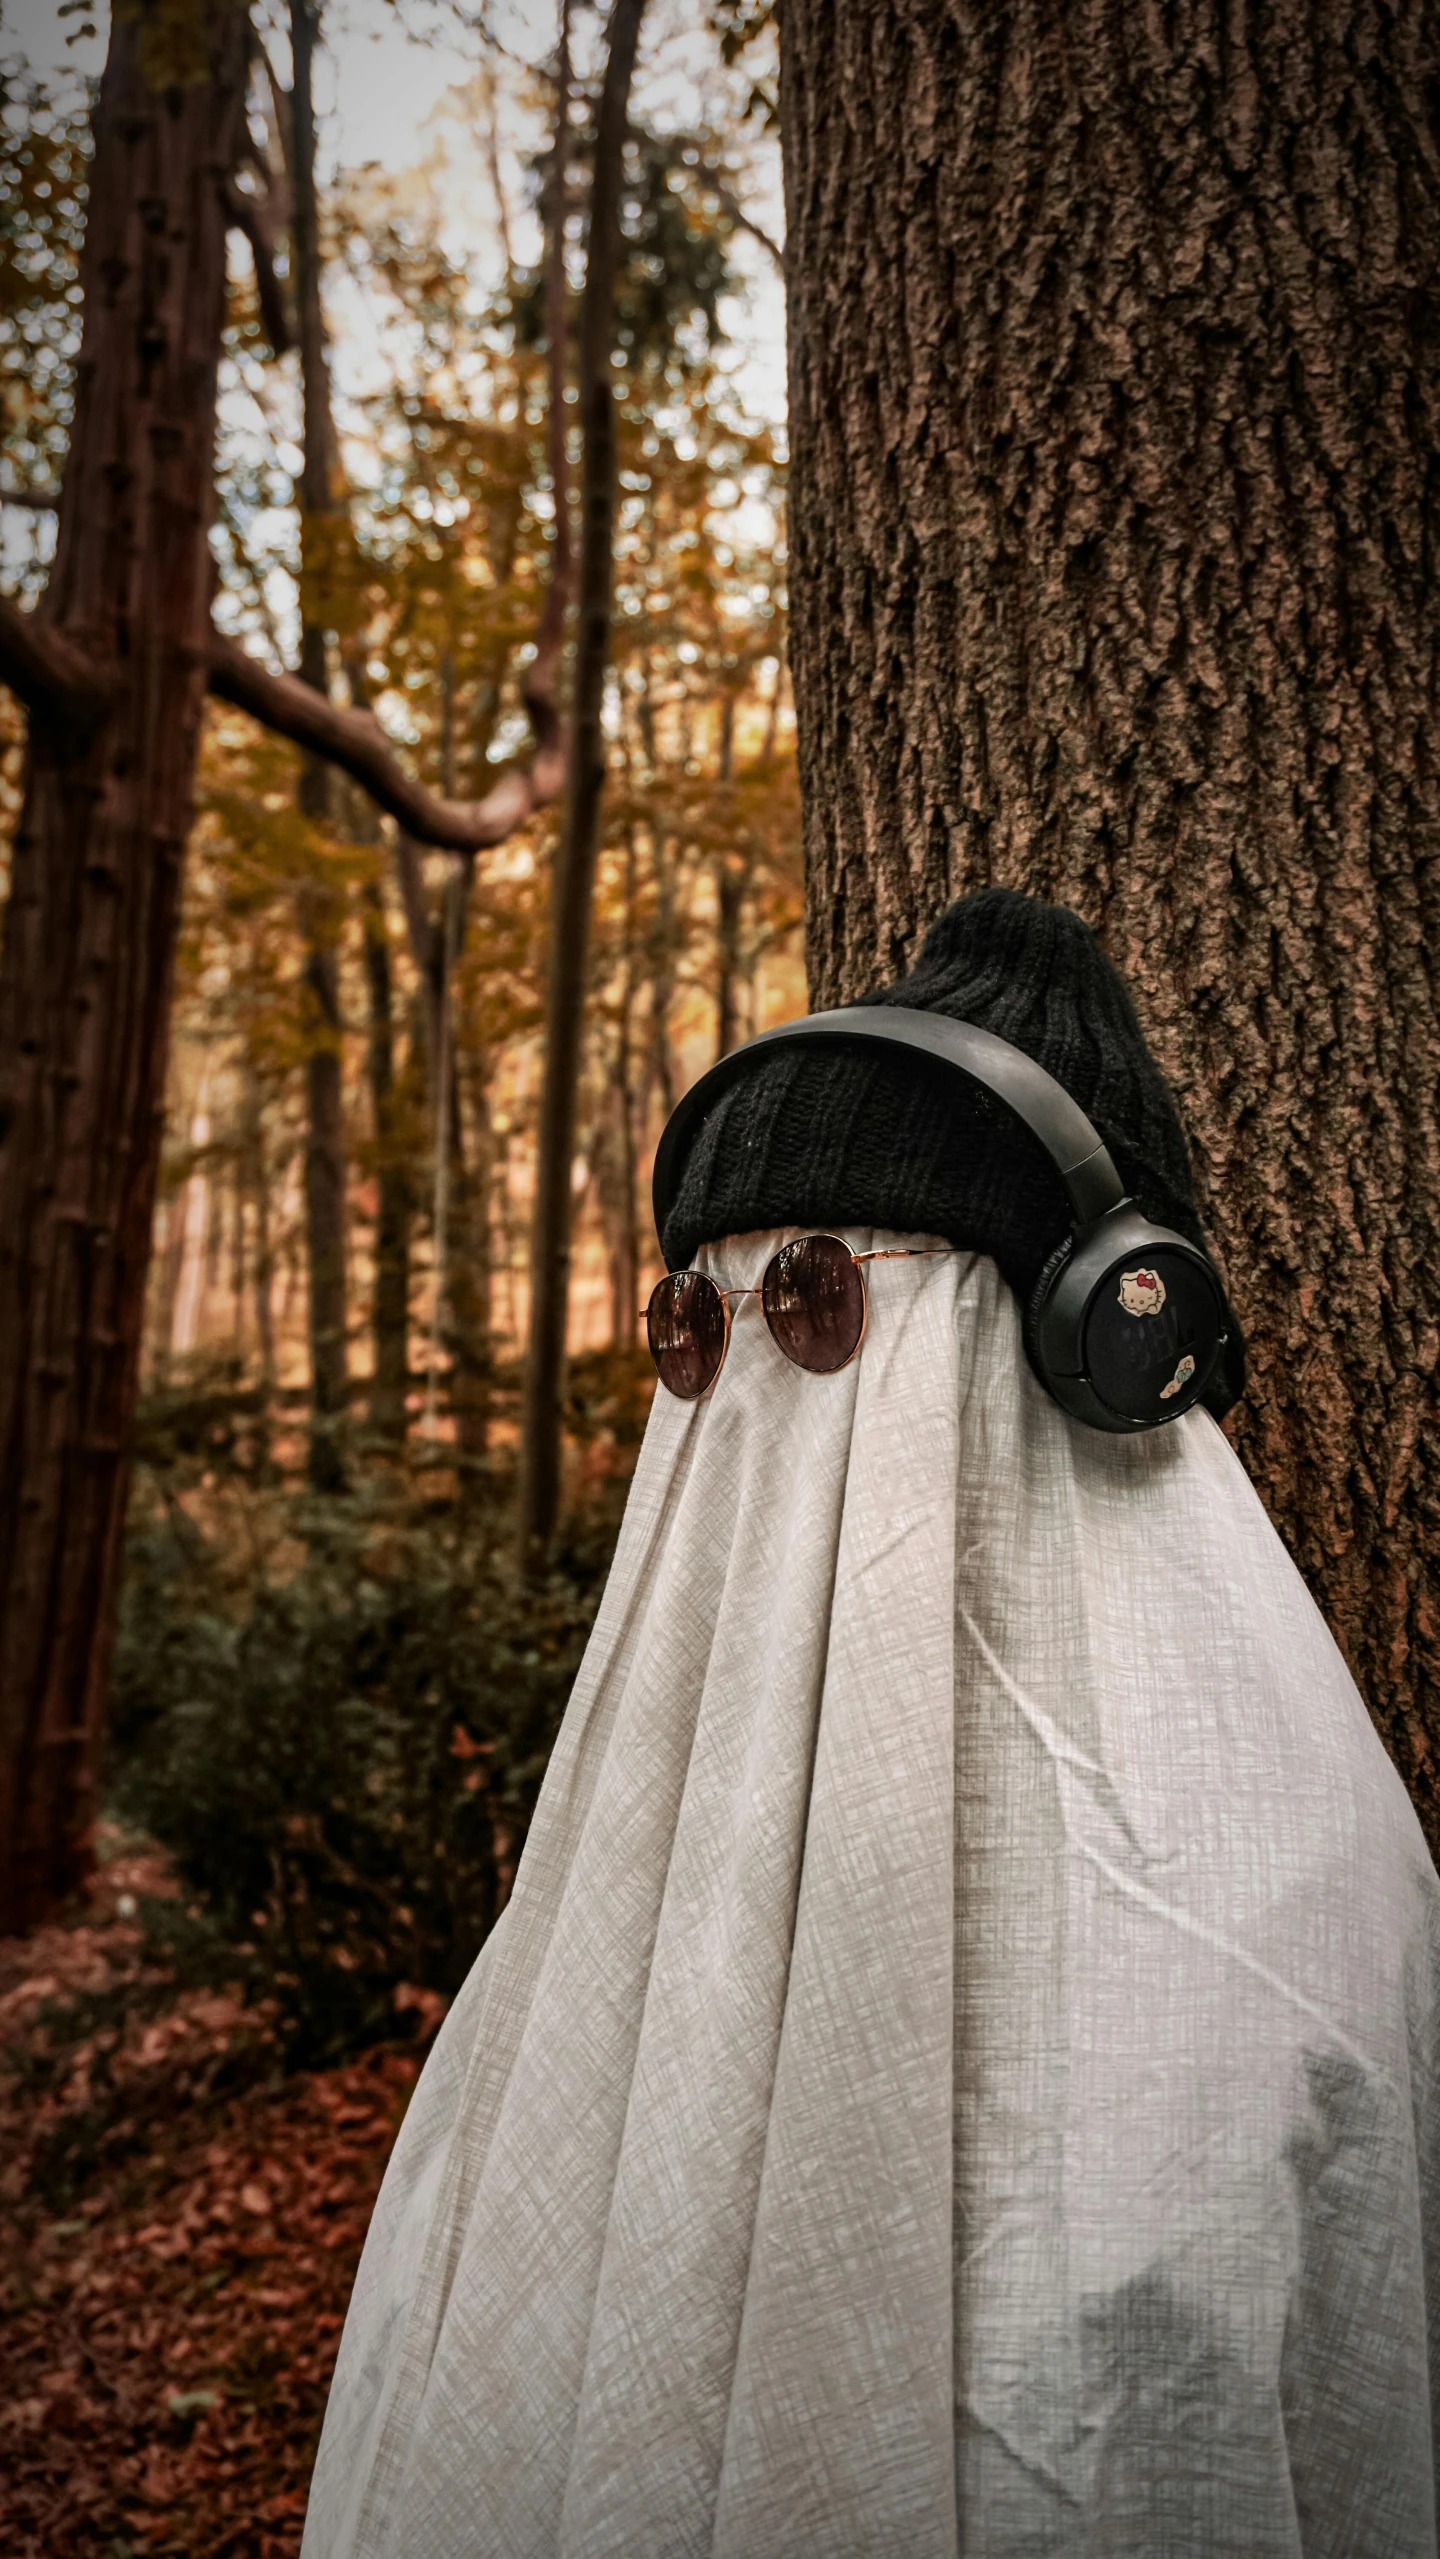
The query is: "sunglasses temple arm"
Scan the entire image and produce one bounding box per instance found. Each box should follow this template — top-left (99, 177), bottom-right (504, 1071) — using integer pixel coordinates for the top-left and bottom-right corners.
top-left (853, 1246), bottom-right (960, 1266)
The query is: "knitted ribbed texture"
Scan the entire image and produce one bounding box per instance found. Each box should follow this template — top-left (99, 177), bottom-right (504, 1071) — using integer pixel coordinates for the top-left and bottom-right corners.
top-left (661, 888), bottom-right (1212, 1303)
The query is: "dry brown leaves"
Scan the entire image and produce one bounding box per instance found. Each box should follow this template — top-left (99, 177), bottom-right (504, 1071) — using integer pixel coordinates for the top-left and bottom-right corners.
top-left (0, 1841), bottom-right (422, 2558)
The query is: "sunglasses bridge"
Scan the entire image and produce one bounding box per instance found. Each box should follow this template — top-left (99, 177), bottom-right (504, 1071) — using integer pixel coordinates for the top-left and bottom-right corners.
top-left (643, 1242), bottom-right (959, 1399)
top-left (638, 1245), bottom-right (949, 1324)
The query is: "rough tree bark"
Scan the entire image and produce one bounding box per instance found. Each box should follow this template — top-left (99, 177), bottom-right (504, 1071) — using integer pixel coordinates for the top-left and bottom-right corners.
top-left (290, 0), bottom-right (348, 1491)
top-left (519, 0), bottom-right (647, 1561)
top-left (780, 0), bottom-right (1440, 1836)
top-left (0, 4), bottom-right (252, 1930)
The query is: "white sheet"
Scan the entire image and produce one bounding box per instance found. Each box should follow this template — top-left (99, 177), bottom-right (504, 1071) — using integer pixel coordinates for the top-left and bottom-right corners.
top-left (302, 1234), bottom-right (1440, 2558)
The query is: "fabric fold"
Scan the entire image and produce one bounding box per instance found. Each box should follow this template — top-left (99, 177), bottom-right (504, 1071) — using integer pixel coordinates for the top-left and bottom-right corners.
top-left (303, 1237), bottom-right (1440, 2559)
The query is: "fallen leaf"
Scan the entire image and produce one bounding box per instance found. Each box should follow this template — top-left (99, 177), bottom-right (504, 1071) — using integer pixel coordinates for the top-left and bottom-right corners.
top-left (168, 2386), bottom-right (219, 2419)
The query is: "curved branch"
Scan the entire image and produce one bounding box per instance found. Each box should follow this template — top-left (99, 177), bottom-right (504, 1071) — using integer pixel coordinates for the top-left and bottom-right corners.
top-left (207, 627), bottom-right (565, 852)
top-left (690, 162), bottom-right (784, 270)
top-left (224, 177), bottom-right (295, 356)
top-left (0, 594), bottom-right (113, 729)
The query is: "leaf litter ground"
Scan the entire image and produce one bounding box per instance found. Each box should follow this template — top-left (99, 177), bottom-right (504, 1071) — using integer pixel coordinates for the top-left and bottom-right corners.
top-left (0, 1831), bottom-right (424, 2557)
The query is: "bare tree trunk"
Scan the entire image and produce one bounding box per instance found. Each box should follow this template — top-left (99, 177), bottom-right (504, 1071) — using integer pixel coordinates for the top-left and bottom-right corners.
top-left (149, 1196), bottom-right (187, 1389)
top-left (241, 1053), bottom-right (278, 1395)
top-left (228, 1160), bottom-right (246, 1347)
top-left (362, 879), bottom-right (410, 1442)
top-left (202, 1171), bottom-right (224, 1346)
top-left (430, 673), bottom-right (492, 1466)
top-left (446, 1042), bottom-right (494, 1466)
top-left (519, 0), bottom-right (647, 1561)
top-left (0, 3), bottom-right (250, 1929)
top-left (635, 655), bottom-right (677, 1119)
top-left (609, 821), bottom-right (641, 1342)
top-left (533, 0), bottom-right (574, 710)
top-left (644, 818), bottom-right (678, 1124)
top-left (299, 918), bottom-right (347, 1478)
top-left (780, 0), bottom-right (1440, 1841)
top-left (713, 691), bottom-right (743, 1063)
top-left (291, 0), bottom-right (349, 1491)
top-left (479, 50), bottom-right (517, 282)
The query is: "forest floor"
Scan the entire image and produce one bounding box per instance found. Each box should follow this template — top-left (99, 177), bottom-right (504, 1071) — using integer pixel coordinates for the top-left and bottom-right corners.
top-left (0, 1830), bottom-right (426, 2558)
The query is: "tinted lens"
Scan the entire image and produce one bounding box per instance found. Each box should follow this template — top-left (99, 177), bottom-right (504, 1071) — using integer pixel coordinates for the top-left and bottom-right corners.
top-left (761, 1233), bottom-right (866, 1374)
top-left (646, 1269), bottom-right (729, 1399)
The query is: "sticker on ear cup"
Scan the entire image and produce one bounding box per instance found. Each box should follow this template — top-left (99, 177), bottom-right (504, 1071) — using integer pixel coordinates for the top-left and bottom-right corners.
top-left (1159, 1353), bottom-right (1196, 1401)
top-left (1118, 1267), bottom-right (1167, 1316)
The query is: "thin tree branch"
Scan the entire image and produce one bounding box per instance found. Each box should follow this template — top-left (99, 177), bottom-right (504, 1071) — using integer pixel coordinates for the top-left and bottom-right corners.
top-left (479, 59), bottom-right (517, 280)
top-left (1, 488), bottom-right (61, 513)
top-left (690, 162), bottom-right (783, 270)
top-left (206, 627), bottom-right (565, 852)
top-left (255, 38), bottom-right (294, 191)
top-left (0, 594), bottom-right (112, 728)
top-left (225, 177), bottom-right (295, 355)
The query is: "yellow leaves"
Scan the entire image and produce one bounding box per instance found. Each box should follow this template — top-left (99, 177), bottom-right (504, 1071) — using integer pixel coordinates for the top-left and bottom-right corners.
top-left (298, 509), bottom-right (368, 642)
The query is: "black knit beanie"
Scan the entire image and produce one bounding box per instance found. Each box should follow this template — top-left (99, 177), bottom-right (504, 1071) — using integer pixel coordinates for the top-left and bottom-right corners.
top-left (662, 887), bottom-right (1218, 1309)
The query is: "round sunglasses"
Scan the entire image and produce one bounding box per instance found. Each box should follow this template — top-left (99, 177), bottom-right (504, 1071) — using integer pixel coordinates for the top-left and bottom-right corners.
top-left (644, 1233), bottom-right (958, 1401)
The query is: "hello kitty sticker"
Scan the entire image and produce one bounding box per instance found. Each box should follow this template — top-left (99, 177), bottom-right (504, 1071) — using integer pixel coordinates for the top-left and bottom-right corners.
top-left (1118, 1267), bottom-right (1167, 1317)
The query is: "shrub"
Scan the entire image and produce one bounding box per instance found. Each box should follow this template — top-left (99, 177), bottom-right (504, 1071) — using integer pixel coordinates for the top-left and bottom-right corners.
top-left (108, 1355), bottom-right (649, 2063)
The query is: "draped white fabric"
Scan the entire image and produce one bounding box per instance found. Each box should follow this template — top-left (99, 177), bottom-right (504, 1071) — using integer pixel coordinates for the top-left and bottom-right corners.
top-left (302, 1235), bottom-right (1440, 2559)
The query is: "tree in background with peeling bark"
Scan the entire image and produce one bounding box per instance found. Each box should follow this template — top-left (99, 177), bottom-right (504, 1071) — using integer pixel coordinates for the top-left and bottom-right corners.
top-left (0, 0), bottom-right (567, 1930)
top-left (779, 0), bottom-right (1440, 1837)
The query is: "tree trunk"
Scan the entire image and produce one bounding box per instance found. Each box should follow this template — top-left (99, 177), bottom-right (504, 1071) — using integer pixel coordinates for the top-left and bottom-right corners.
top-left (291, 0), bottom-right (349, 1491)
top-left (780, 0), bottom-right (1440, 1837)
top-left (446, 1045), bottom-right (494, 1467)
top-left (241, 1051), bottom-right (278, 1394)
top-left (608, 820), bottom-right (641, 1344)
top-left (713, 691), bottom-right (742, 1063)
top-left (148, 1195), bottom-right (187, 1388)
top-left (645, 817), bottom-right (678, 1124)
top-left (228, 1159), bottom-right (246, 1346)
top-left (300, 917), bottom-right (347, 1484)
top-left (519, 0), bottom-right (649, 1563)
top-left (0, 3), bottom-right (250, 1929)
top-left (361, 879), bottom-right (410, 1442)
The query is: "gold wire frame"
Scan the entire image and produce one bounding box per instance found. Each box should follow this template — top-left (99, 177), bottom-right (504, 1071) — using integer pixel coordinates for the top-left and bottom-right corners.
top-left (643, 1237), bottom-right (959, 1398)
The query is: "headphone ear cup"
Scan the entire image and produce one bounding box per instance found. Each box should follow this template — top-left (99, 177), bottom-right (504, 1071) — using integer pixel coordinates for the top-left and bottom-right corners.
top-left (1023, 1234), bottom-right (1076, 1386)
top-left (1022, 1215), bottom-right (1231, 1431)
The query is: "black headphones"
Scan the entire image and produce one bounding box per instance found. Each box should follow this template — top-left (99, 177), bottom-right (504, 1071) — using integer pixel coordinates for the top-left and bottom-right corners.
top-left (651, 1006), bottom-right (1238, 1435)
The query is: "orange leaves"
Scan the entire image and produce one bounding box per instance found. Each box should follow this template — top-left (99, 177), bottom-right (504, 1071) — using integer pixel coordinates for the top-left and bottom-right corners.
top-left (0, 1844), bottom-right (419, 2558)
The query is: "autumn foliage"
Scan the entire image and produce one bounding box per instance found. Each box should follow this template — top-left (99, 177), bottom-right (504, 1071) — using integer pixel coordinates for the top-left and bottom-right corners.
top-left (0, 7), bottom-right (794, 2547)
top-left (1, 1835), bottom-right (421, 2556)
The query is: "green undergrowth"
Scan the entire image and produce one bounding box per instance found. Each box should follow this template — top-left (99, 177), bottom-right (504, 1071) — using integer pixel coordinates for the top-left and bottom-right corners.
top-left (107, 1350), bottom-right (652, 2066)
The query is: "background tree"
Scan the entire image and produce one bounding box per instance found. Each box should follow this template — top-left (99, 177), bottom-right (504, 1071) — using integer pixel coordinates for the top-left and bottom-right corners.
top-left (779, 0), bottom-right (1440, 1835)
top-left (519, 0), bottom-right (648, 1562)
top-left (289, 0), bottom-right (351, 1490)
top-left (0, 0), bottom-right (569, 1929)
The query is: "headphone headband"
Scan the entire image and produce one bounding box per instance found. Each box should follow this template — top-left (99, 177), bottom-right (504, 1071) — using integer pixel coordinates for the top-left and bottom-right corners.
top-left (650, 1002), bottom-right (1238, 1435)
top-left (651, 1004), bottom-right (1127, 1250)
